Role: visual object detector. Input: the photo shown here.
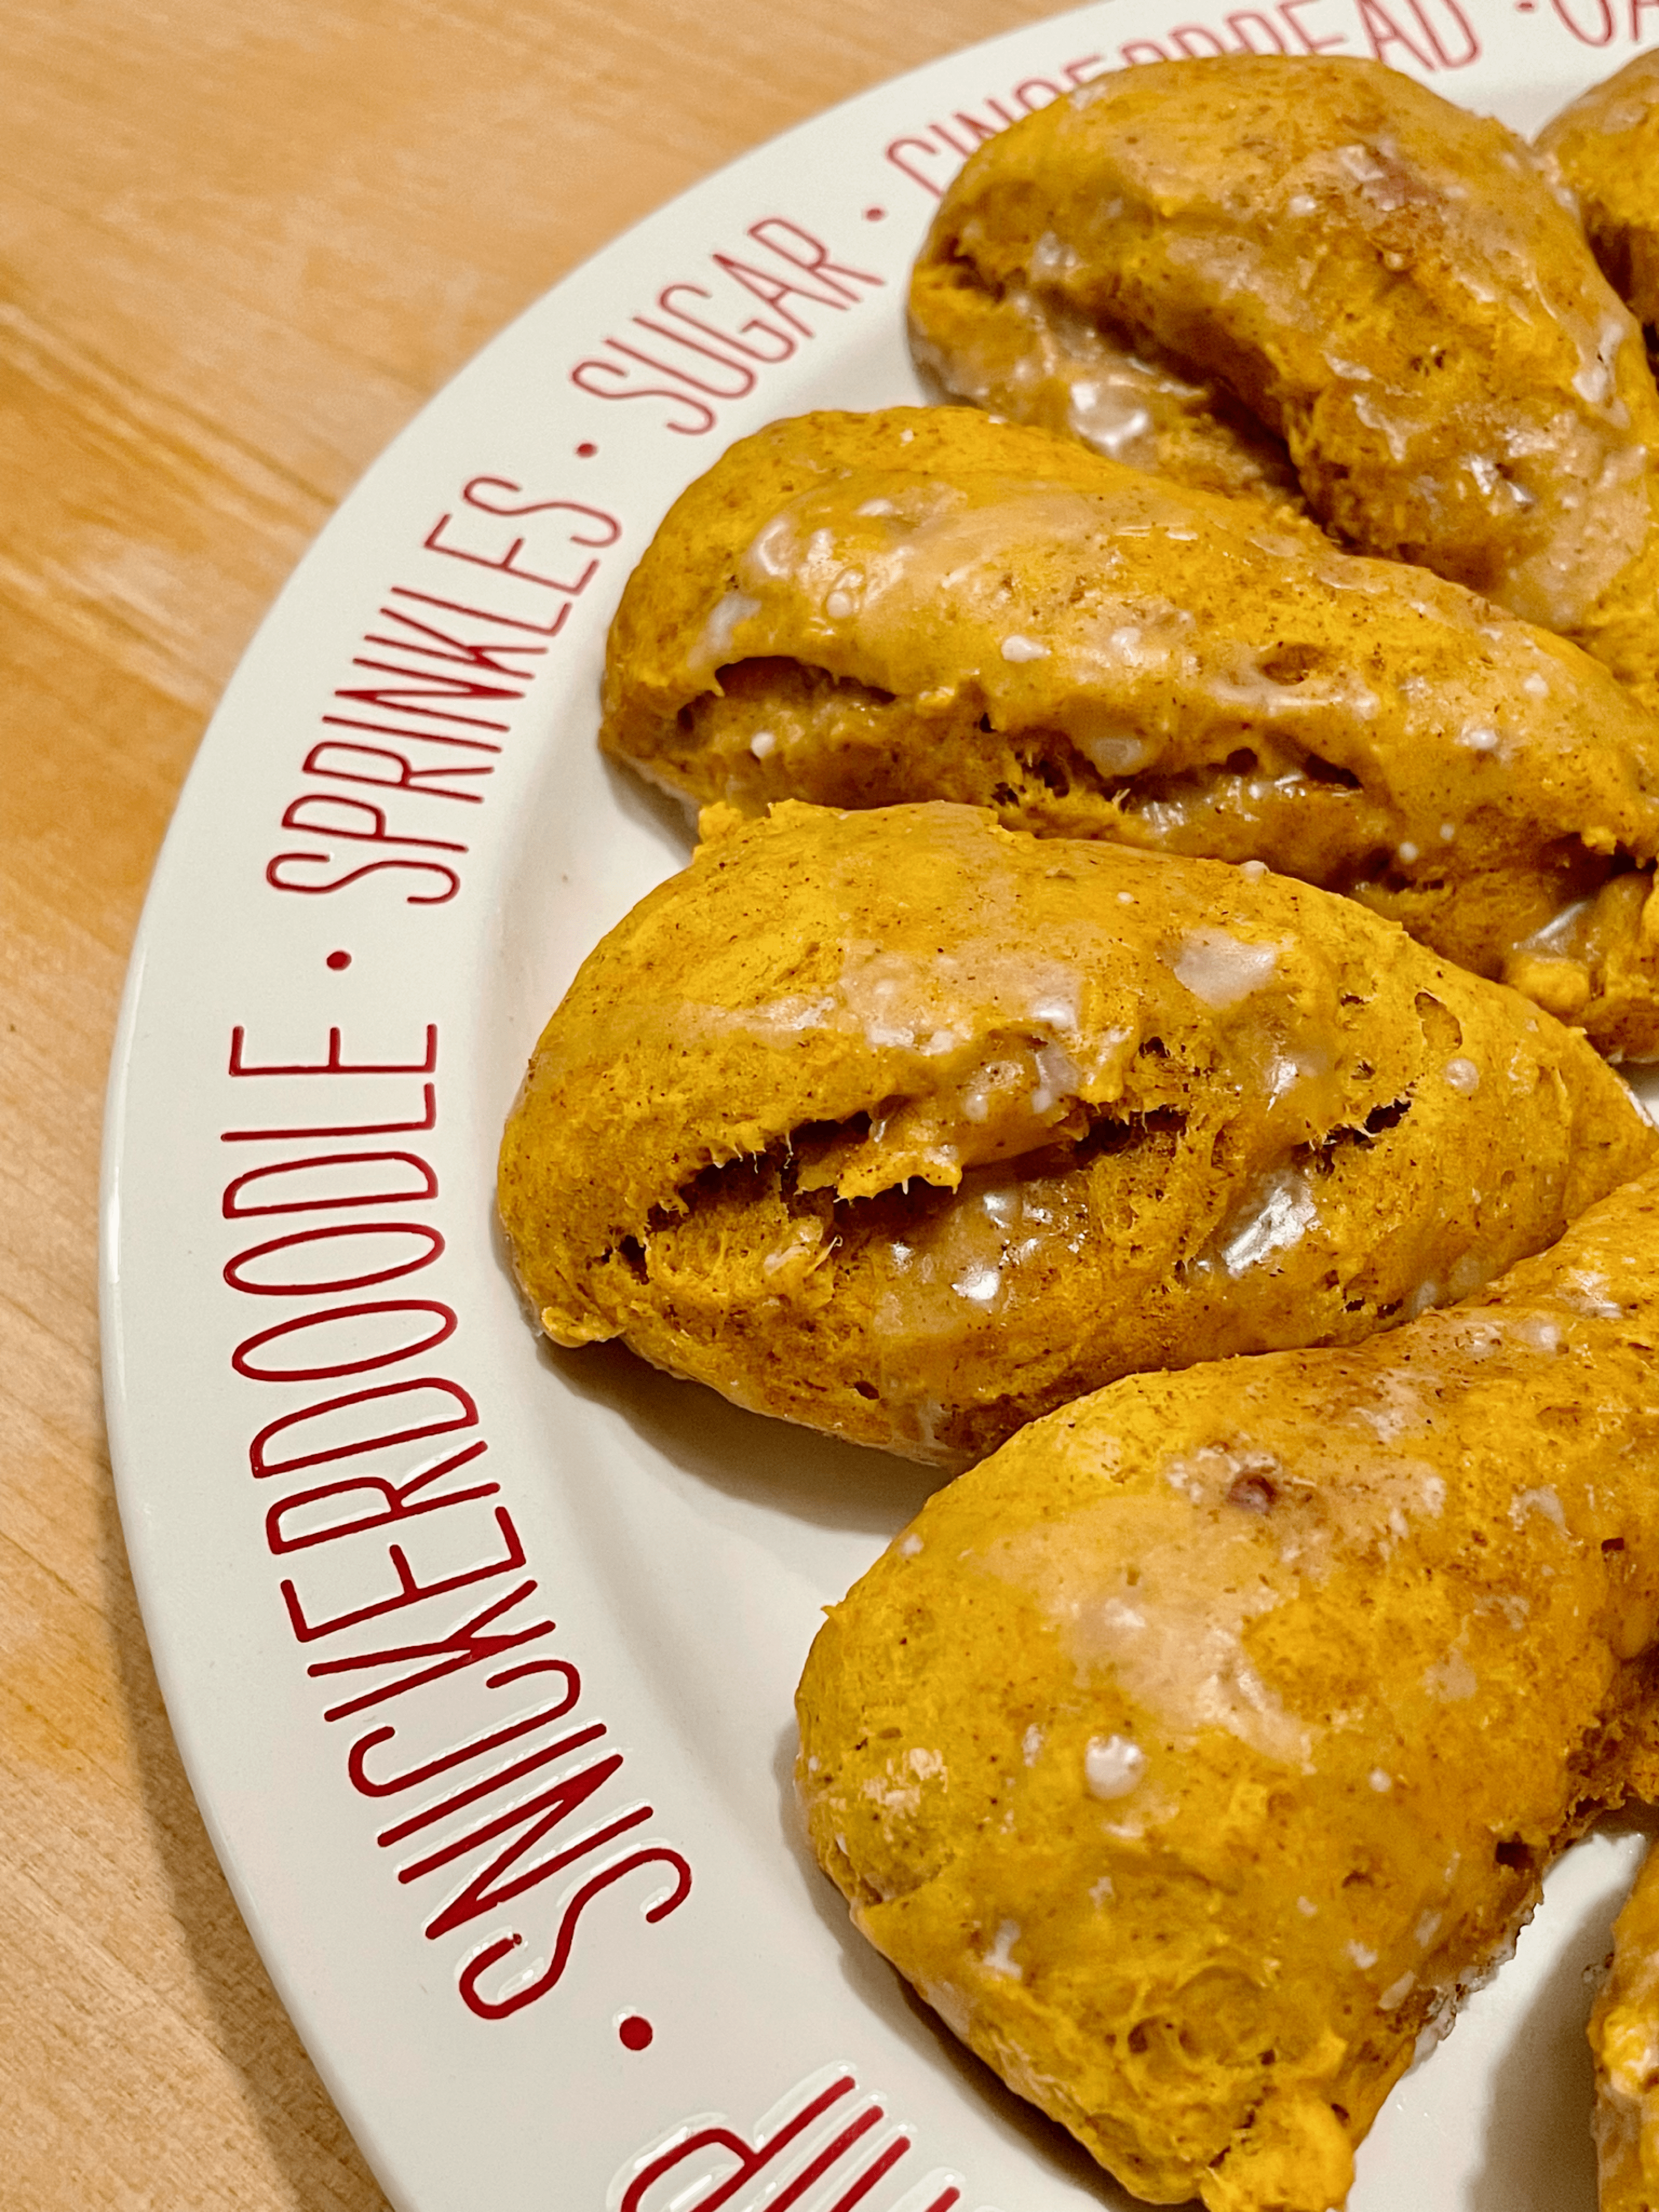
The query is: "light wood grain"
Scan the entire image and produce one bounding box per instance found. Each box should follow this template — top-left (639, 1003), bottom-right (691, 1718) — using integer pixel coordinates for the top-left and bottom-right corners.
top-left (0, 1), bottom-right (1062, 2203)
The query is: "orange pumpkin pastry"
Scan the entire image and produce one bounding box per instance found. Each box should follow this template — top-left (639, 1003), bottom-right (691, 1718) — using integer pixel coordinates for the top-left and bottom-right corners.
top-left (1589, 1840), bottom-right (1659, 2212)
top-left (797, 1166), bottom-right (1659, 2211)
top-left (601, 407), bottom-right (1659, 1057)
top-left (908, 55), bottom-right (1659, 708)
top-left (1538, 51), bottom-right (1659, 348)
top-left (496, 800), bottom-right (1655, 1465)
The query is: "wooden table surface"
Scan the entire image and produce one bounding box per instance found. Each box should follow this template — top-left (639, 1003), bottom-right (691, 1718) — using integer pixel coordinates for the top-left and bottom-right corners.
top-left (0, 3), bottom-right (1062, 2203)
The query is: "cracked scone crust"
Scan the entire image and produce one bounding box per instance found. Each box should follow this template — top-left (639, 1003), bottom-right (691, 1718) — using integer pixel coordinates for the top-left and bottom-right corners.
top-left (797, 1170), bottom-right (1659, 2211)
top-left (496, 800), bottom-right (1655, 1464)
top-left (907, 252), bottom-right (1308, 512)
top-left (908, 55), bottom-right (1659, 708)
top-left (601, 405), bottom-right (1659, 1056)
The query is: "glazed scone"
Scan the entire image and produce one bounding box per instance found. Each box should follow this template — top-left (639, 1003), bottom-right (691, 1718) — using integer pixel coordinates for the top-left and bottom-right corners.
top-left (498, 800), bottom-right (1655, 1464)
top-left (909, 56), bottom-right (1659, 707)
top-left (601, 407), bottom-right (1659, 1056)
top-left (1538, 52), bottom-right (1659, 338)
top-left (797, 1167), bottom-right (1659, 2211)
top-left (1590, 1842), bottom-right (1659, 2212)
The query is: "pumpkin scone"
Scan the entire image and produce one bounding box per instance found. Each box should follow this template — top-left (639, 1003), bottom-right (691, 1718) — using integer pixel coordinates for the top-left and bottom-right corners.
top-left (1538, 52), bottom-right (1659, 341)
top-left (1590, 1841), bottom-right (1659, 2212)
top-left (908, 55), bottom-right (1659, 707)
top-left (797, 1166), bottom-right (1659, 2211)
top-left (498, 800), bottom-right (1655, 1465)
top-left (601, 406), bottom-right (1659, 1056)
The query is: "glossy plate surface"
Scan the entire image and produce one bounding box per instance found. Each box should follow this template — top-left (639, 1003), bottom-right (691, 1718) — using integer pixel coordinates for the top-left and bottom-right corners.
top-left (100, 9), bottom-right (1659, 2207)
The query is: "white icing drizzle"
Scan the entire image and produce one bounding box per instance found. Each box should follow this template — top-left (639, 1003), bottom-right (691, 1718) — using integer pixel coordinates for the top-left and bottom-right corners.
top-left (1172, 928), bottom-right (1280, 1008)
top-left (1424, 1650), bottom-right (1479, 1702)
top-left (1216, 1169), bottom-right (1319, 1277)
top-left (981, 1919), bottom-right (1023, 1977)
top-left (696, 589), bottom-right (760, 672)
top-left (1074, 726), bottom-right (1156, 777)
top-left (1510, 1484), bottom-right (1568, 1532)
top-left (1561, 1267), bottom-right (1622, 1319)
top-left (1085, 1734), bottom-right (1147, 1799)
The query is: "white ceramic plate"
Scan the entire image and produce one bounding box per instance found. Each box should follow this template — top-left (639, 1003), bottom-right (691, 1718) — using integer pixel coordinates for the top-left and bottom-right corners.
top-left (100, 9), bottom-right (1659, 2208)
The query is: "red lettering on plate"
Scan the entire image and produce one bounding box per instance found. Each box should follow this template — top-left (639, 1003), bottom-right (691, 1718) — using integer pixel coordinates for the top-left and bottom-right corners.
top-left (748, 216), bottom-right (881, 300)
top-left (462, 479), bottom-right (620, 533)
top-left (570, 217), bottom-right (885, 433)
top-left (399, 1734), bottom-right (636, 1906)
top-left (384, 1721), bottom-right (619, 1852)
top-left (604, 333), bottom-right (759, 399)
top-left (280, 1502), bottom-right (526, 1643)
top-left (223, 1150), bottom-right (439, 1217)
top-left (221, 1030), bottom-right (691, 2013)
top-left (264, 854), bottom-right (462, 904)
top-left (249, 1375), bottom-right (479, 1480)
top-left (223, 1220), bottom-right (445, 1297)
top-left (221, 1086), bottom-right (437, 1144)
top-left (306, 1577), bottom-right (558, 1718)
top-left (656, 280), bottom-right (796, 363)
top-left (882, 52), bottom-right (1105, 196)
top-left (422, 498), bottom-right (616, 596)
top-left (232, 1297), bottom-right (457, 1383)
top-left (266, 484), bottom-right (618, 905)
top-left (1278, 0), bottom-right (1348, 49)
top-left (230, 1024), bottom-right (438, 1079)
top-left (266, 1437), bottom-right (497, 1556)
top-left (708, 255), bottom-right (840, 336)
top-left (1409, 0), bottom-right (1478, 61)
top-left (306, 738), bottom-right (492, 802)
top-left (387, 583), bottom-right (583, 640)
top-left (1170, 21), bottom-right (1230, 52)
top-left (458, 1846), bottom-right (693, 2021)
top-left (613, 2070), bottom-right (967, 2212)
top-left (883, 136), bottom-right (946, 194)
top-left (570, 357), bottom-right (719, 435)
top-left (1227, 9), bottom-right (1291, 49)
top-left (347, 1673), bottom-right (583, 1798)
top-left (346, 654), bottom-right (526, 712)
top-left (365, 601), bottom-right (550, 677)
top-left (319, 714), bottom-right (506, 753)
top-left (1353, 0), bottom-right (1476, 66)
top-left (1551, 0), bottom-right (1617, 34)
top-left (620, 2075), bottom-right (862, 2212)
